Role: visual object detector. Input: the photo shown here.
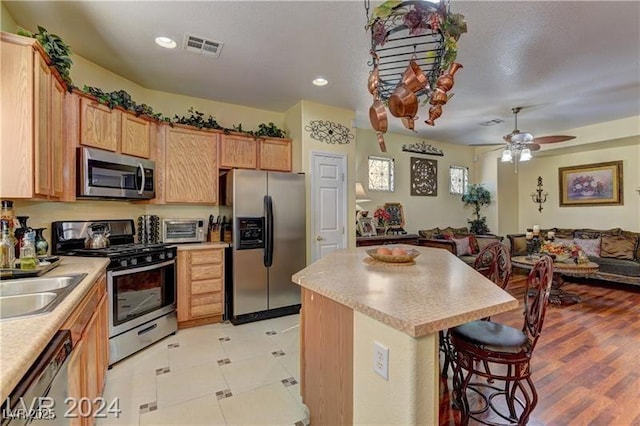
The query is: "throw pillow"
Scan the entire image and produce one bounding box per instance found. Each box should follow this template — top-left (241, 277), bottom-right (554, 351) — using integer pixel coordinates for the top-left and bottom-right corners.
top-left (455, 234), bottom-right (478, 254)
top-left (600, 235), bottom-right (638, 260)
top-left (452, 236), bottom-right (473, 256)
top-left (554, 238), bottom-right (574, 247)
top-left (554, 228), bottom-right (575, 239)
top-left (418, 228), bottom-right (441, 239)
top-left (620, 231), bottom-right (640, 260)
top-left (574, 237), bottom-right (601, 257)
top-left (510, 235), bottom-right (528, 256)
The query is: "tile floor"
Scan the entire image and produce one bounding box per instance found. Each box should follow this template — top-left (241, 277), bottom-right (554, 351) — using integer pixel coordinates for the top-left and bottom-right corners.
top-left (97, 314), bottom-right (308, 426)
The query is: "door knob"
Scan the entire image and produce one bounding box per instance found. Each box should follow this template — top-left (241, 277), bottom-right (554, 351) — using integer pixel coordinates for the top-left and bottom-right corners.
top-left (316, 235), bottom-right (324, 241)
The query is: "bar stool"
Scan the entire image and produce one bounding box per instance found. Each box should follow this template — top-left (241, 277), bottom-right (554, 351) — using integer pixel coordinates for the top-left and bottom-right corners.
top-left (441, 242), bottom-right (512, 378)
top-left (450, 255), bottom-right (553, 425)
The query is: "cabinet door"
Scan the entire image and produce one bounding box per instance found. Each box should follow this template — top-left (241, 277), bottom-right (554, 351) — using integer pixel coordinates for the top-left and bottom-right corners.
top-left (34, 52), bottom-right (51, 197)
top-left (67, 337), bottom-right (86, 426)
top-left (50, 76), bottom-right (66, 198)
top-left (80, 97), bottom-right (119, 151)
top-left (219, 134), bottom-right (257, 169)
top-left (259, 137), bottom-right (292, 171)
top-left (176, 251), bottom-right (191, 322)
top-left (165, 127), bottom-right (218, 204)
top-left (121, 113), bottom-right (150, 158)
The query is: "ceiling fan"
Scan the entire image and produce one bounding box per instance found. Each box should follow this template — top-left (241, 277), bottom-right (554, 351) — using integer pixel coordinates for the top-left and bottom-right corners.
top-left (502, 106), bottom-right (576, 150)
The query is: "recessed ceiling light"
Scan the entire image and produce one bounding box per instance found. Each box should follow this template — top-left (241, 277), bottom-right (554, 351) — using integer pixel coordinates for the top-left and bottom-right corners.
top-left (155, 36), bottom-right (177, 49)
top-left (313, 77), bottom-right (328, 87)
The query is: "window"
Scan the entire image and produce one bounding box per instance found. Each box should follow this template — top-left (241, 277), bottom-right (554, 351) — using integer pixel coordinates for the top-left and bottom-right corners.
top-left (368, 156), bottom-right (394, 192)
top-left (449, 166), bottom-right (468, 195)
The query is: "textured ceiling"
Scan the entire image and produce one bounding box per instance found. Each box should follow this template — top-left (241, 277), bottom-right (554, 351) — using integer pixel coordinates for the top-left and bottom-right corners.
top-left (5, 1), bottom-right (640, 146)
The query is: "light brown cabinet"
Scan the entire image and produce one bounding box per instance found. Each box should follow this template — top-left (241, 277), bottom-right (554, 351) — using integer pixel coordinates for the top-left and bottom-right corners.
top-left (0, 32), bottom-right (68, 199)
top-left (259, 137), bottom-right (292, 171)
top-left (219, 134), bottom-right (258, 169)
top-left (177, 247), bottom-right (225, 328)
top-left (120, 113), bottom-right (151, 158)
top-left (219, 134), bottom-right (292, 172)
top-left (79, 97), bottom-right (120, 152)
top-left (164, 127), bottom-right (218, 204)
top-left (62, 272), bottom-right (109, 425)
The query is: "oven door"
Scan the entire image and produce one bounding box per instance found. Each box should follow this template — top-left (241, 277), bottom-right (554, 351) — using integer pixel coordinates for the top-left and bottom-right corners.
top-left (107, 259), bottom-right (176, 337)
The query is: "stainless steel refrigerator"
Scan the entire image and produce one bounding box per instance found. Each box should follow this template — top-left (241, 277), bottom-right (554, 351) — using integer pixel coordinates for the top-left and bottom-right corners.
top-left (229, 169), bottom-right (306, 324)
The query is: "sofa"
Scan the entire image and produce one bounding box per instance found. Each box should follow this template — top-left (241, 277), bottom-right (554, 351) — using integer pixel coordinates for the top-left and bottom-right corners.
top-left (507, 227), bottom-right (640, 286)
top-left (416, 226), bottom-right (504, 265)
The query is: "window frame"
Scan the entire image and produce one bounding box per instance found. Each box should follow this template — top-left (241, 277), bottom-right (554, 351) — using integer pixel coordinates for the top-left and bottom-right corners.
top-left (449, 165), bottom-right (469, 195)
top-left (367, 156), bottom-right (395, 192)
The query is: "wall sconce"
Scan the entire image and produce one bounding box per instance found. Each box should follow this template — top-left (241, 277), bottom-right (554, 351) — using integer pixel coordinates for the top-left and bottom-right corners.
top-left (531, 176), bottom-right (548, 213)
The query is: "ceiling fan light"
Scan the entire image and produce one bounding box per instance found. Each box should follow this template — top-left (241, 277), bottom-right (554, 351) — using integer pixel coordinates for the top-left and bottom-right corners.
top-left (501, 148), bottom-right (512, 162)
top-left (520, 148), bottom-right (532, 161)
top-left (510, 132), bottom-right (534, 143)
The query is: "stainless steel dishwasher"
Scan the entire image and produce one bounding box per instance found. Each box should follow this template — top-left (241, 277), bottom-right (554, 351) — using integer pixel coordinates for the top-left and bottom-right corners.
top-left (2, 330), bottom-right (72, 426)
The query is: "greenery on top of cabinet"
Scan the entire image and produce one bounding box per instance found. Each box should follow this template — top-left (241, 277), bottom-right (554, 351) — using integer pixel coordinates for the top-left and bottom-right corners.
top-left (82, 86), bottom-right (171, 123)
top-left (17, 26), bottom-right (73, 87)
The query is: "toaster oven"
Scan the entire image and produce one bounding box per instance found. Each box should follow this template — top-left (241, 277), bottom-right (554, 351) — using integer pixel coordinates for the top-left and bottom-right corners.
top-left (162, 219), bottom-right (207, 244)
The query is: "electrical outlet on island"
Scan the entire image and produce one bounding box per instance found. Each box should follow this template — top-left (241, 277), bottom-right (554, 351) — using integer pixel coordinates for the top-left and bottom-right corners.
top-left (373, 341), bottom-right (389, 380)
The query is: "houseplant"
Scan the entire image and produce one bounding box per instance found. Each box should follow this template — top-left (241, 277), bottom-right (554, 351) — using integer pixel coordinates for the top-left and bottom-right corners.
top-left (461, 184), bottom-right (491, 234)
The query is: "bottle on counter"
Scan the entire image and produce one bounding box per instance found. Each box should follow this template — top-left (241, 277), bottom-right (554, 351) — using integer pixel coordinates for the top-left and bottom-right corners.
top-left (19, 230), bottom-right (37, 270)
top-left (0, 220), bottom-right (15, 268)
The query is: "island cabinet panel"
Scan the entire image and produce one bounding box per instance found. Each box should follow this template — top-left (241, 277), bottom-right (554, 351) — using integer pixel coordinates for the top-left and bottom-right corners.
top-left (62, 272), bottom-right (109, 426)
top-left (80, 97), bottom-right (120, 151)
top-left (164, 127), bottom-right (218, 204)
top-left (177, 247), bottom-right (225, 328)
top-left (0, 33), bottom-right (68, 199)
top-left (258, 137), bottom-right (292, 171)
top-left (121, 113), bottom-right (151, 158)
top-left (219, 134), bottom-right (258, 169)
top-left (301, 288), bottom-right (353, 426)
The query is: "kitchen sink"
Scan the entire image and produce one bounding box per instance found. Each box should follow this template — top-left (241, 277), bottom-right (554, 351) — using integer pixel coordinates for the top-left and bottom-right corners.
top-left (0, 273), bottom-right (88, 320)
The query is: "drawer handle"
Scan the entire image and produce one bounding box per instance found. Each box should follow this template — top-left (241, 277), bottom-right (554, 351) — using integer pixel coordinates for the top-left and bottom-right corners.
top-left (138, 323), bottom-right (158, 335)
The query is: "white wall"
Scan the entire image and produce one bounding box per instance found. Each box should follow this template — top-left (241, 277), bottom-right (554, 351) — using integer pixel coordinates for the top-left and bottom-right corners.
top-left (356, 129), bottom-right (476, 234)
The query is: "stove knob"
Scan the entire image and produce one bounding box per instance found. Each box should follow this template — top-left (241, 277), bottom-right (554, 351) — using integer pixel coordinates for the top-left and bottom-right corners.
top-left (130, 258), bottom-right (138, 266)
top-left (120, 259), bottom-right (128, 267)
top-left (167, 251), bottom-right (174, 259)
top-left (159, 252), bottom-right (166, 260)
top-left (145, 255), bottom-right (153, 263)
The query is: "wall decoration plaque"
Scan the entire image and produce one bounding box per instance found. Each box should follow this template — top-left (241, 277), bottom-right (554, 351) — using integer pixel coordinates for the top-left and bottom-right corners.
top-left (410, 157), bottom-right (437, 196)
top-left (402, 141), bottom-right (444, 156)
top-left (304, 120), bottom-right (354, 145)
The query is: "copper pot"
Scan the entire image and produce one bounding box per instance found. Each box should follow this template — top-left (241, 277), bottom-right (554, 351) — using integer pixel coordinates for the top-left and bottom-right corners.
top-left (425, 105), bottom-right (442, 126)
top-left (376, 132), bottom-right (387, 152)
top-left (436, 62), bottom-right (463, 92)
top-left (402, 59), bottom-right (429, 93)
top-left (368, 64), bottom-right (380, 95)
top-left (369, 98), bottom-right (388, 133)
top-left (401, 117), bottom-right (416, 131)
top-left (388, 84), bottom-right (418, 118)
top-left (429, 88), bottom-right (448, 106)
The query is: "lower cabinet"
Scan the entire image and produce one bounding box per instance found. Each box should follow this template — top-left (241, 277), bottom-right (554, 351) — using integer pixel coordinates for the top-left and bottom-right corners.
top-left (63, 272), bottom-right (109, 426)
top-left (177, 247), bottom-right (225, 328)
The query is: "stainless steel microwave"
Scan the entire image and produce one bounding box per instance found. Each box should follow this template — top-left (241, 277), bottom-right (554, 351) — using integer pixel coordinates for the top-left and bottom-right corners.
top-left (77, 147), bottom-right (155, 199)
top-left (162, 218), bottom-right (207, 244)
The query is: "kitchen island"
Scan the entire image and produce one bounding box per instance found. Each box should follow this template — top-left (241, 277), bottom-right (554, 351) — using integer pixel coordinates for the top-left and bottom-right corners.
top-left (292, 245), bottom-right (518, 425)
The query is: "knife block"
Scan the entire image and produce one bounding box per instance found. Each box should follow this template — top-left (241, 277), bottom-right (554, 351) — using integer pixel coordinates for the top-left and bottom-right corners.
top-left (208, 229), bottom-right (221, 242)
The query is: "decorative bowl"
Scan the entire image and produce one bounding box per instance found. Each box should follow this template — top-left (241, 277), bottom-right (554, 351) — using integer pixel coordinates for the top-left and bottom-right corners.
top-left (549, 252), bottom-right (571, 263)
top-left (366, 248), bottom-right (420, 263)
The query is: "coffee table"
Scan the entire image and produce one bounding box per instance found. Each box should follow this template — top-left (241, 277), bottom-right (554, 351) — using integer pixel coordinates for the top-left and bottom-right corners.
top-left (511, 256), bottom-right (599, 306)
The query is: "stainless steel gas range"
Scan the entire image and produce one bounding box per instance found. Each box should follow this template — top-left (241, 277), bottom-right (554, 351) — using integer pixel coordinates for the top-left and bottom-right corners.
top-left (52, 219), bottom-right (177, 365)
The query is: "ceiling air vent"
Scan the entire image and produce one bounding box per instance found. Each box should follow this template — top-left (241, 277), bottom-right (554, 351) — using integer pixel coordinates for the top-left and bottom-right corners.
top-left (478, 118), bottom-right (505, 126)
top-left (183, 33), bottom-right (224, 58)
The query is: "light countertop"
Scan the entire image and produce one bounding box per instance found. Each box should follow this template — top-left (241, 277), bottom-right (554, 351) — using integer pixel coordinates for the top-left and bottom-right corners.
top-left (292, 246), bottom-right (518, 338)
top-left (0, 256), bottom-right (109, 402)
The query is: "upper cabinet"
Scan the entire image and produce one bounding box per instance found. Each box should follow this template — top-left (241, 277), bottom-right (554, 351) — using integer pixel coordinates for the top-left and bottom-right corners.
top-left (219, 134), bottom-right (258, 169)
top-left (163, 126), bottom-right (218, 204)
top-left (0, 33), bottom-right (69, 200)
top-left (219, 134), bottom-right (292, 172)
top-left (259, 137), bottom-right (292, 172)
top-left (121, 114), bottom-right (150, 158)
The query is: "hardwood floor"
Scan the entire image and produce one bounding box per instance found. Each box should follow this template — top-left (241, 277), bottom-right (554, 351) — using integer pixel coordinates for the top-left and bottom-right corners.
top-left (439, 275), bottom-right (640, 425)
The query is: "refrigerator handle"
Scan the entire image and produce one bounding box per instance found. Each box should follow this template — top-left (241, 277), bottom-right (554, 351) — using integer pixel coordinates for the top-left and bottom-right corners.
top-left (264, 195), bottom-right (274, 267)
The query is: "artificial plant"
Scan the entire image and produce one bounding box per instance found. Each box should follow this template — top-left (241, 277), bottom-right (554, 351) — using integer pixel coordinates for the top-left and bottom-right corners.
top-left (461, 184), bottom-right (491, 235)
top-left (18, 26), bottom-right (74, 87)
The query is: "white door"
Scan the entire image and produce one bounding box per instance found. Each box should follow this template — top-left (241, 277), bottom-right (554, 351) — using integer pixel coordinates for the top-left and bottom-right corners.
top-left (310, 152), bottom-right (347, 262)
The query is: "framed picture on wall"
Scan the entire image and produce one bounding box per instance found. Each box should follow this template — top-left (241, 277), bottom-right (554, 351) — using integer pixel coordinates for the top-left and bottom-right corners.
top-left (410, 157), bottom-right (437, 196)
top-left (357, 217), bottom-right (377, 237)
top-left (559, 161), bottom-right (623, 207)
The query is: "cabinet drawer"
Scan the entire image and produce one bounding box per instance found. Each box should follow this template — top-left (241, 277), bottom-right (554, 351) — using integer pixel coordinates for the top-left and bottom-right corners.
top-left (190, 292), bottom-right (222, 317)
top-left (191, 249), bottom-right (223, 265)
top-left (191, 263), bottom-right (223, 280)
top-left (191, 277), bottom-right (223, 295)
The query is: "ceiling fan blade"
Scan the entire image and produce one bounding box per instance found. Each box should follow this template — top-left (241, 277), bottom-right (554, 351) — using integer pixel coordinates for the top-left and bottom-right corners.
top-left (469, 143), bottom-right (506, 147)
top-left (533, 135), bottom-right (576, 144)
